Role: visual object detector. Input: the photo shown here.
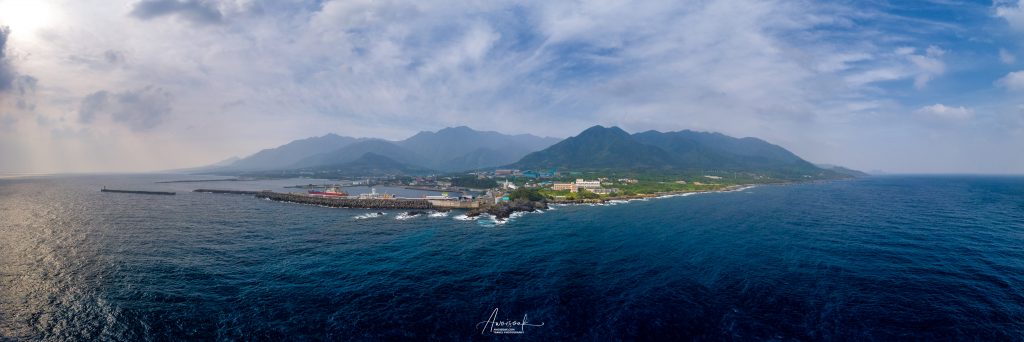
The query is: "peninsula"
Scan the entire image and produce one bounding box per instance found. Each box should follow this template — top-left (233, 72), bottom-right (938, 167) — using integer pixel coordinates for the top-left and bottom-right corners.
top-left (187, 125), bottom-right (862, 219)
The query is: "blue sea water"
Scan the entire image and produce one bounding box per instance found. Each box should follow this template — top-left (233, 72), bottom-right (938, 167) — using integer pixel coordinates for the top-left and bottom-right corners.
top-left (0, 175), bottom-right (1022, 340)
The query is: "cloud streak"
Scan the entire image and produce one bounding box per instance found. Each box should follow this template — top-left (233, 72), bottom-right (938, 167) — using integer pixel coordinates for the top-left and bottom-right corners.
top-left (916, 104), bottom-right (973, 120)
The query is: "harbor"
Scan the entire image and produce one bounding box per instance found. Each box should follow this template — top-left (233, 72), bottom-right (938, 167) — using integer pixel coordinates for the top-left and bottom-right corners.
top-left (193, 189), bottom-right (267, 195)
top-left (254, 192), bottom-right (435, 209)
top-left (192, 186), bottom-right (482, 210)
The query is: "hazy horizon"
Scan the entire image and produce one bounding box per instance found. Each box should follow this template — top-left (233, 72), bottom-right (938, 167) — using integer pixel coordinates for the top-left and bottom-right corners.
top-left (1, 1), bottom-right (1023, 174)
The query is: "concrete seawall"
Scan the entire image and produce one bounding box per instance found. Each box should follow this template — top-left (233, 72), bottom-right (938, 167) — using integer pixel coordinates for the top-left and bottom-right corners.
top-left (101, 189), bottom-right (176, 195)
top-left (255, 192), bottom-right (434, 209)
top-left (426, 199), bottom-right (480, 209)
top-left (194, 189), bottom-right (267, 195)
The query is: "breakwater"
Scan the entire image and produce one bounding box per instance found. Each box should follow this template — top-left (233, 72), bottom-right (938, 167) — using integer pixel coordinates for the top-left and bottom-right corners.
top-left (101, 189), bottom-right (176, 195)
top-left (255, 192), bottom-right (434, 209)
top-left (194, 189), bottom-right (267, 195)
top-left (156, 178), bottom-right (240, 183)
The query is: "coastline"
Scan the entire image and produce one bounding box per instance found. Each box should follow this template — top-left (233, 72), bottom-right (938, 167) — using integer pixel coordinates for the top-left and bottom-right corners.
top-left (193, 182), bottom-right (766, 224)
top-left (547, 183), bottom-right (757, 205)
top-left (467, 184), bottom-right (761, 224)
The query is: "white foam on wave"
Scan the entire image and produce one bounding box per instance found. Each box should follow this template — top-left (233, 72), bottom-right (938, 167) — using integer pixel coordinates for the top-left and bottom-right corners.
top-left (483, 213), bottom-right (508, 226)
top-left (469, 213), bottom-right (499, 226)
top-left (454, 214), bottom-right (478, 221)
top-left (728, 185), bottom-right (757, 192)
top-left (395, 212), bottom-right (423, 220)
top-left (354, 212), bottom-right (387, 220)
top-left (429, 211), bottom-right (449, 218)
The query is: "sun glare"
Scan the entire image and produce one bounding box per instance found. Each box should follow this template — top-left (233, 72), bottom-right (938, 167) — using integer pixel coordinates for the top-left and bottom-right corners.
top-left (0, 1), bottom-right (56, 38)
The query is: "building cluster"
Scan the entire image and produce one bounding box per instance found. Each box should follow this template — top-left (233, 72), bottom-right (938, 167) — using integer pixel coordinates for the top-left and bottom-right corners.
top-left (491, 169), bottom-right (559, 178)
top-left (551, 179), bottom-right (619, 194)
top-left (408, 176), bottom-right (452, 188)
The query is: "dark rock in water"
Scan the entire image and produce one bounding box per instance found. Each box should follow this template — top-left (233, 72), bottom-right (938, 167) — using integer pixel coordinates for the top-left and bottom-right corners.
top-left (406, 210), bottom-right (427, 216)
top-left (466, 199), bottom-right (548, 220)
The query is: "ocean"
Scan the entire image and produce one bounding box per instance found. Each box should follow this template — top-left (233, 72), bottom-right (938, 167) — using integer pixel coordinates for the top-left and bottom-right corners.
top-left (0, 175), bottom-right (1022, 340)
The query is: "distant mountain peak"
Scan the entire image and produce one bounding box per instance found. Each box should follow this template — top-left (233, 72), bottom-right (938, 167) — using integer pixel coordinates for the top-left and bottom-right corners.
top-left (576, 125), bottom-right (632, 139)
top-left (513, 126), bottom-right (838, 179)
top-left (439, 125), bottom-right (473, 132)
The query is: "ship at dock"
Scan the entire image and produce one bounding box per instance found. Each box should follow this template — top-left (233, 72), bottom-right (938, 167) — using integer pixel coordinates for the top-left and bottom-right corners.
top-left (308, 186), bottom-right (348, 197)
top-left (356, 188), bottom-right (394, 200)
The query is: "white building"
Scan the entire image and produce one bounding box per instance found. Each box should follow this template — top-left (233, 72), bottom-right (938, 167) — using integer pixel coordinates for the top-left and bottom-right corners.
top-left (575, 179), bottom-right (602, 190)
top-left (590, 188), bottom-right (619, 195)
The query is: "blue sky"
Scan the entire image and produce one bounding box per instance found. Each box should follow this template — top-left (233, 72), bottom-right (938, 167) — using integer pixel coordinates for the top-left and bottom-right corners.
top-left (0, 0), bottom-right (1022, 173)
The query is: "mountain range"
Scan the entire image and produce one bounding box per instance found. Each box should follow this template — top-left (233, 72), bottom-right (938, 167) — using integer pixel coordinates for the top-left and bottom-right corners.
top-left (512, 125), bottom-right (834, 177)
top-left (201, 125), bottom-right (854, 179)
top-left (207, 126), bottom-right (560, 174)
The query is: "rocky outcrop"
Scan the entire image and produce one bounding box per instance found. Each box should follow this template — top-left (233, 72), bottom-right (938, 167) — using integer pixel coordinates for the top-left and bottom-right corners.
top-left (466, 199), bottom-right (548, 220)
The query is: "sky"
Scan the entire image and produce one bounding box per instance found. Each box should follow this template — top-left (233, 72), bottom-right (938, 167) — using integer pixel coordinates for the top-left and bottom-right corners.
top-left (0, 0), bottom-right (1022, 174)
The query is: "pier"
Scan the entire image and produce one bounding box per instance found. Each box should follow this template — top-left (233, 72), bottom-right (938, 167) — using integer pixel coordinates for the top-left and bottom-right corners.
top-left (426, 199), bottom-right (480, 209)
top-left (101, 188), bottom-right (176, 195)
top-left (194, 189), bottom-right (481, 210)
top-left (194, 189), bottom-right (267, 195)
top-left (255, 192), bottom-right (434, 209)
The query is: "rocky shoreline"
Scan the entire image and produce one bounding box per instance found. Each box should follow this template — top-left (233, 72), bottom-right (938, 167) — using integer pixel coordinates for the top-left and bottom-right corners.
top-left (465, 199), bottom-right (548, 220)
top-left (546, 184), bottom-right (755, 205)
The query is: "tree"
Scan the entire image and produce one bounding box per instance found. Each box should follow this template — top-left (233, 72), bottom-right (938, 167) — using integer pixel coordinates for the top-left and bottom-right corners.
top-left (451, 175), bottom-right (497, 188)
top-left (508, 188), bottom-right (545, 202)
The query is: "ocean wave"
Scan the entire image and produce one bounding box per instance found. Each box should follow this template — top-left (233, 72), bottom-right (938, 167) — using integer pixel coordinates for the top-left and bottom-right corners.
top-left (428, 211), bottom-right (449, 218)
top-left (482, 213), bottom-right (507, 226)
top-left (453, 214), bottom-right (478, 221)
top-left (395, 212), bottom-right (420, 220)
top-left (354, 212), bottom-right (387, 220)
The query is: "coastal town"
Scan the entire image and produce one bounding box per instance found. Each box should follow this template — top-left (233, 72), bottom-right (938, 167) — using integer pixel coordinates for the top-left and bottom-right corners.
top-left (197, 168), bottom-right (747, 220)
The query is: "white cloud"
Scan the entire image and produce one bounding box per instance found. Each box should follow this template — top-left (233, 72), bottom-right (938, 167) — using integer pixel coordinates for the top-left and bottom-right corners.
top-left (844, 45), bottom-right (946, 89)
top-left (908, 45), bottom-right (946, 89)
top-left (997, 70), bottom-right (1024, 90)
top-left (1000, 48), bottom-right (1016, 64)
top-left (916, 104), bottom-right (974, 120)
top-left (0, 0), bottom-right (1015, 173)
top-left (996, 1), bottom-right (1024, 31)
